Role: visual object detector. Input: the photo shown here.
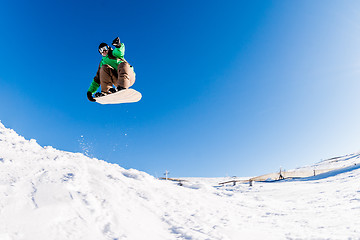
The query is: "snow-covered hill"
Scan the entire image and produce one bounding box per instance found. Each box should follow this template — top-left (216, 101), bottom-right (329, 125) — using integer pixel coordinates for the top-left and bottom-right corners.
top-left (0, 122), bottom-right (360, 240)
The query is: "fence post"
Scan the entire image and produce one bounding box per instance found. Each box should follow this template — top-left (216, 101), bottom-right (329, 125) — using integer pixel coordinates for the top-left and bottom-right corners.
top-left (164, 170), bottom-right (169, 180)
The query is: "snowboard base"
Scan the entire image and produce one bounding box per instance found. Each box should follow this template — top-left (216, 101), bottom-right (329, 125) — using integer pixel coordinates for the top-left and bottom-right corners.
top-left (94, 89), bottom-right (142, 104)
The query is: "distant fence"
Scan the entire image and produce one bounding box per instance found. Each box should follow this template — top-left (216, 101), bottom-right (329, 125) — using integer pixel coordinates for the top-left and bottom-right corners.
top-left (219, 164), bottom-right (359, 186)
top-left (159, 177), bottom-right (187, 186)
top-left (249, 168), bottom-right (331, 182)
top-left (158, 163), bottom-right (360, 187)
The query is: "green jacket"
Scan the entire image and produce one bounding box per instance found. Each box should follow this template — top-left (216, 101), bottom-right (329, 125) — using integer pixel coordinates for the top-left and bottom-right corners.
top-left (88, 43), bottom-right (128, 93)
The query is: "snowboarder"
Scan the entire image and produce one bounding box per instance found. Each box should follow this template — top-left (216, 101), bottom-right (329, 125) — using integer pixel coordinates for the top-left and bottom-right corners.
top-left (87, 37), bottom-right (136, 102)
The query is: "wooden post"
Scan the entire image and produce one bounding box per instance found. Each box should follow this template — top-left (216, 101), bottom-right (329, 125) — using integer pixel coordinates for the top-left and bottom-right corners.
top-left (164, 170), bottom-right (169, 180)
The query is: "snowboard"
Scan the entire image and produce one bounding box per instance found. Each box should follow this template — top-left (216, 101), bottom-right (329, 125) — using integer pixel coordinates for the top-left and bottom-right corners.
top-left (94, 89), bottom-right (142, 104)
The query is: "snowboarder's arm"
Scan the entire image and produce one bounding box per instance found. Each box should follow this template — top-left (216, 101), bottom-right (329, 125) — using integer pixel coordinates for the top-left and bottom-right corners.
top-left (88, 80), bottom-right (100, 94)
top-left (112, 43), bottom-right (125, 59)
top-left (88, 63), bottom-right (102, 93)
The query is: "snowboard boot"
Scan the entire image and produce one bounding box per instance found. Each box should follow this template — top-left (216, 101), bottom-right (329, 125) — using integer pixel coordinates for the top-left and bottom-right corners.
top-left (94, 92), bottom-right (105, 97)
top-left (117, 86), bottom-right (126, 91)
top-left (108, 88), bottom-right (117, 93)
top-left (94, 90), bottom-right (112, 97)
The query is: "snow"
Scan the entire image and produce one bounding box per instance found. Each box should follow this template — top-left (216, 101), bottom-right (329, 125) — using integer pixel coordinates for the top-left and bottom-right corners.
top-left (0, 121), bottom-right (360, 240)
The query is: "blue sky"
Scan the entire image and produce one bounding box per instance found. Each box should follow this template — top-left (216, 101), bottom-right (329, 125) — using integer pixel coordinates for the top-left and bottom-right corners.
top-left (1, 0), bottom-right (360, 177)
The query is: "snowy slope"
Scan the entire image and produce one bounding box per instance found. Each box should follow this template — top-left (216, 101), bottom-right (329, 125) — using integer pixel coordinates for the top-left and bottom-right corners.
top-left (0, 121), bottom-right (360, 240)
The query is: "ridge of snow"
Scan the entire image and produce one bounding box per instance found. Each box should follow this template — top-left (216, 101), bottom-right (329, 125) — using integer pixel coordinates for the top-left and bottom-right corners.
top-left (0, 121), bottom-right (360, 239)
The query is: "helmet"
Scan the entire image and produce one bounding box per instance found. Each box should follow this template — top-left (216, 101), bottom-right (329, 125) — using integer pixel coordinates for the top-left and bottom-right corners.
top-left (98, 43), bottom-right (109, 53)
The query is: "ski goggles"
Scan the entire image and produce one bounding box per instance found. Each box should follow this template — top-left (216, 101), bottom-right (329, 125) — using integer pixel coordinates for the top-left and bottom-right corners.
top-left (99, 46), bottom-right (109, 53)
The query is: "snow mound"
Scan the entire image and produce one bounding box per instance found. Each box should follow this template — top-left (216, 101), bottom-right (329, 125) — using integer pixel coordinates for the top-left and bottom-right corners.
top-left (0, 121), bottom-right (360, 240)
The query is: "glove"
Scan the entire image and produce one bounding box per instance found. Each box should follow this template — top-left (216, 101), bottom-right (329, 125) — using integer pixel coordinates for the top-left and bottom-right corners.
top-left (112, 37), bottom-right (121, 48)
top-left (87, 91), bottom-right (96, 102)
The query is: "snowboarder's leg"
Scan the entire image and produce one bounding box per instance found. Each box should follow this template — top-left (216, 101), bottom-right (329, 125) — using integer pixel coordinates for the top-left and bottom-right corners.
top-left (100, 65), bottom-right (118, 93)
top-left (117, 62), bottom-right (135, 89)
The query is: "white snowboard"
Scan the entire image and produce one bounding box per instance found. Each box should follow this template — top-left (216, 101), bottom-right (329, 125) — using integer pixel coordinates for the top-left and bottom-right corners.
top-left (94, 89), bottom-right (142, 104)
